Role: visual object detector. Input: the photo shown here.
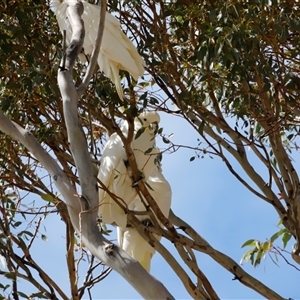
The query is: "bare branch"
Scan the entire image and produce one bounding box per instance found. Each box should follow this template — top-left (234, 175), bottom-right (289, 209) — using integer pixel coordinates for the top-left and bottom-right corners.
top-left (66, 217), bottom-right (79, 300)
top-left (169, 210), bottom-right (286, 300)
top-left (175, 242), bottom-right (220, 300)
top-left (0, 110), bottom-right (82, 226)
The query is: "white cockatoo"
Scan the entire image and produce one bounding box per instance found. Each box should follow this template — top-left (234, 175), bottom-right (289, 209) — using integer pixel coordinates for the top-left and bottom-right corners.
top-left (98, 111), bottom-right (161, 228)
top-left (117, 164), bottom-right (172, 272)
top-left (51, 0), bottom-right (145, 99)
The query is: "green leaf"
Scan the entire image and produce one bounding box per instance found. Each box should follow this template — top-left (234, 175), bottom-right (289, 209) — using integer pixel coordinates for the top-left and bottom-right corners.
top-left (290, 19), bottom-right (300, 31)
top-left (140, 91), bottom-right (148, 108)
top-left (277, 219), bottom-right (283, 226)
top-left (198, 120), bottom-right (205, 135)
top-left (223, 44), bottom-right (235, 62)
top-left (17, 292), bottom-right (28, 299)
top-left (254, 249), bottom-right (264, 267)
top-left (19, 230), bottom-right (33, 237)
top-left (13, 221), bottom-right (22, 227)
top-left (199, 74), bottom-right (209, 82)
top-left (163, 9), bottom-right (174, 17)
top-left (282, 232), bottom-right (292, 248)
top-left (41, 194), bottom-right (54, 202)
top-left (41, 234), bottom-right (48, 242)
top-left (102, 229), bottom-right (113, 236)
top-left (4, 273), bottom-right (15, 280)
top-left (149, 97), bottom-right (159, 105)
top-left (270, 229), bottom-right (285, 243)
top-left (144, 147), bottom-right (154, 154)
top-left (3, 284), bottom-right (10, 291)
top-left (241, 239), bottom-right (256, 248)
top-left (139, 91), bottom-right (148, 100)
top-left (29, 292), bottom-right (48, 299)
top-left (162, 136), bottom-right (170, 144)
top-left (0, 283), bottom-right (9, 290)
top-left (240, 249), bottom-right (254, 263)
top-left (261, 241), bottom-right (271, 252)
top-left (145, 181), bottom-right (154, 191)
top-left (18, 237), bottom-right (27, 247)
top-left (263, 82), bottom-right (270, 92)
top-left (157, 127), bottom-right (163, 134)
top-left (135, 127), bottom-right (145, 140)
top-left (249, 251), bottom-right (256, 265)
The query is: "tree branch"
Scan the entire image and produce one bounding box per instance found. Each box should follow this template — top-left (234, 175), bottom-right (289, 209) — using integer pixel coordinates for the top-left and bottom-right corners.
top-left (169, 210), bottom-right (287, 300)
top-left (66, 217), bottom-right (79, 300)
top-left (77, 0), bottom-right (106, 96)
top-left (127, 212), bottom-right (206, 299)
top-left (56, 1), bottom-right (175, 299)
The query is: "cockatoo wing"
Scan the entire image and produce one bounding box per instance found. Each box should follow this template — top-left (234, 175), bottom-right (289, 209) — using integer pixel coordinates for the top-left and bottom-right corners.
top-left (146, 170), bottom-right (172, 220)
top-left (98, 112), bottom-right (161, 228)
top-left (110, 113), bottom-right (161, 212)
top-left (98, 132), bottom-right (126, 225)
top-left (117, 165), bottom-right (172, 272)
top-left (51, 0), bottom-right (145, 99)
top-left (117, 226), bottom-right (156, 272)
top-left (128, 165), bottom-right (172, 222)
top-left (52, 1), bottom-right (70, 41)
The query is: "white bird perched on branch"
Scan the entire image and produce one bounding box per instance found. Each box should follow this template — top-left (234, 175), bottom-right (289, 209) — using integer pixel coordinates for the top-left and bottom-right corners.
top-left (98, 111), bottom-right (161, 229)
top-left (51, 0), bottom-right (145, 99)
top-left (117, 165), bottom-right (172, 272)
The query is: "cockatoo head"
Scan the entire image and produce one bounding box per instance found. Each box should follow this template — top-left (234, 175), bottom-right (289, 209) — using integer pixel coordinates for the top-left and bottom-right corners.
top-left (135, 111), bottom-right (160, 135)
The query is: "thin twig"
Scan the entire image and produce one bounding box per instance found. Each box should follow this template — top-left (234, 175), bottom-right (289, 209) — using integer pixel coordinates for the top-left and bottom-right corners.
top-left (273, 246), bottom-right (300, 271)
top-left (27, 217), bottom-right (43, 251)
top-left (66, 217), bottom-right (79, 300)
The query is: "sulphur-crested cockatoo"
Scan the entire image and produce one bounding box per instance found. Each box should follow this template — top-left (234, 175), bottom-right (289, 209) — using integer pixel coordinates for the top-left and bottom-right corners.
top-left (51, 0), bottom-right (145, 99)
top-left (117, 164), bottom-right (172, 272)
top-left (98, 111), bottom-right (160, 228)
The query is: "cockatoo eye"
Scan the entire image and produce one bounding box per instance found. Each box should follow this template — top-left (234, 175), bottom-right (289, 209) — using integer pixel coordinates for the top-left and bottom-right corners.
top-left (143, 118), bottom-right (147, 121)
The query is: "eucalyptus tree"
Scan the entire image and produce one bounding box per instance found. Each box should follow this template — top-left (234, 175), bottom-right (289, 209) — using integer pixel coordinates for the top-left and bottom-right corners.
top-left (0, 0), bottom-right (299, 299)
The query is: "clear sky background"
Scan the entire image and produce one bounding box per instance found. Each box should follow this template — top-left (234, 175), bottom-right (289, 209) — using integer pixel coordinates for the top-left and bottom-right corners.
top-left (1, 111), bottom-right (299, 299)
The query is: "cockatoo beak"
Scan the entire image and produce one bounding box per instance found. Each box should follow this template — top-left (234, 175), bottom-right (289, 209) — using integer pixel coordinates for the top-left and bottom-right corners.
top-left (148, 122), bottom-right (159, 135)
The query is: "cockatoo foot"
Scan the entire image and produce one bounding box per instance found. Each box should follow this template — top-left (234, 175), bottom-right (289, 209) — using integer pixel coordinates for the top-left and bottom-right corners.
top-left (142, 219), bottom-right (153, 227)
top-left (132, 175), bottom-right (144, 187)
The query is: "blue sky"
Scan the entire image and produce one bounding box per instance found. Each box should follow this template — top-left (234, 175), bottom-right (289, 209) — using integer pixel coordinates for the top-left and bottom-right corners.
top-left (1, 111), bottom-right (299, 299)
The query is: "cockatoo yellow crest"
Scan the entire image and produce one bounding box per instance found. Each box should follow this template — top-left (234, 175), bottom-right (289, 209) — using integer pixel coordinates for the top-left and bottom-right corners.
top-left (117, 165), bottom-right (172, 272)
top-left (98, 112), bottom-right (160, 228)
top-left (51, 0), bottom-right (145, 99)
